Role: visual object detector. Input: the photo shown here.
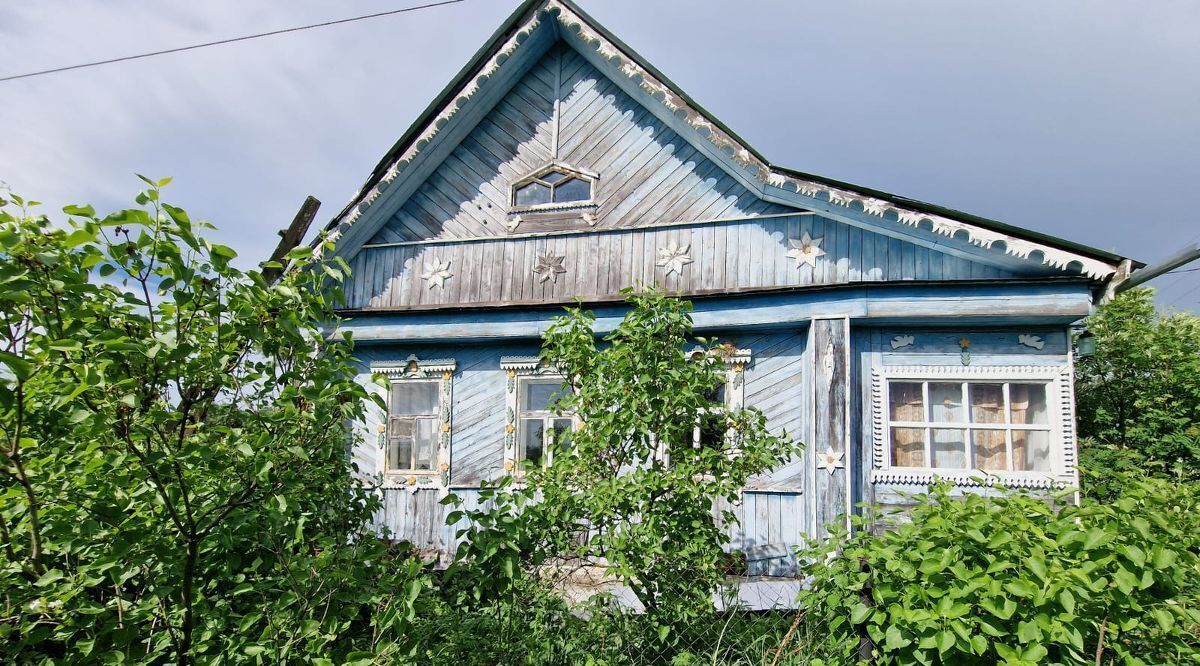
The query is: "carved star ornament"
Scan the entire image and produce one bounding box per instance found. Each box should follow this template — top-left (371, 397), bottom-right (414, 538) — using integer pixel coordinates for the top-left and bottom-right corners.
top-left (817, 446), bottom-right (844, 474)
top-left (532, 252), bottom-right (567, 283)
top-left (656, 242), bottom-right (693, 276)
top-left (786, 233), bottom-right (826, 268)
top-left (420, 257), bottom-right (453, 289)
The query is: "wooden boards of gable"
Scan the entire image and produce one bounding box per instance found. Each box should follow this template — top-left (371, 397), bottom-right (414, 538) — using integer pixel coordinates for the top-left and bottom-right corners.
top-left (366, 43), bottom-right (794, 245)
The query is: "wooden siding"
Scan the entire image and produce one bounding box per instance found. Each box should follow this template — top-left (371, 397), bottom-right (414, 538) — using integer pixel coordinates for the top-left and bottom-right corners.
top-left (366, 43), bottom-right (792, 245)
top-left (346, 214), bottom-right (1016, 310)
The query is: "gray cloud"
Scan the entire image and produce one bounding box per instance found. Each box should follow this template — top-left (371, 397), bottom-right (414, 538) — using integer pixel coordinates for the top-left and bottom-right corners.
top-left (2, 0), bottom-right (1197, 309)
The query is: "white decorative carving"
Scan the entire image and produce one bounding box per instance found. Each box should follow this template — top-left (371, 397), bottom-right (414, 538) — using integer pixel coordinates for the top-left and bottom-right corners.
top-left (506, 215), bottom-right (523, 232)
top-left (890, 335), bottom-right (915, 350)
top-left (869, 365), bottom-right (1077, 489)
top-left (532, 252), bottom-right (567, 283)
top-left (656, 242), bottom-right (693, 276)
top-left (817, 446), bottom-right (844, 474)
top-left (786, 233), bottom-right (826, 268)
top-left (325, 0), bottom-right (1119, 281)
top-left (420, 257), bottom-right (453, 289)
top-left (1018, 334), bottom-right (1045, 350)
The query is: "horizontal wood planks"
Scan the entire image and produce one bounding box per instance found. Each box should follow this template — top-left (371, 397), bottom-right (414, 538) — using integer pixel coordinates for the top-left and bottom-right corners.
top-left (345, 214), bottom-right (1016, 309)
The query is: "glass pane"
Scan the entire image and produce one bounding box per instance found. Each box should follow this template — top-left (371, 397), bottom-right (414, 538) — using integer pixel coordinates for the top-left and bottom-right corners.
top-left (551, 418), bottom-right (574, 453)
top-left (706, 381), bottom-right (727, 406)
top-left (969, 384), bottom-right (1005, 424)
top-left (889, 382), bottom-right (924, 422)
top-left (1013, 430), bottom-right (1051, 472)
top-left (1010, 384), bottom-right (1048, 425)
top-left (391, 381), bottom-right (438, 416)
top-left (971, 429), bottom-right (1008, 470)
top-left (929, 383), bottom-right (964, 422)
top-left (890, 427), bottom-right (925, 467)
top-left (552, 177), bottom-right (591, 203)
top-left (515, 181), bottom-right (551, 206)
top-left (390, 436), bottom-right (412, 471)
top-left (521, 419), bottom-right (544, 467)
top-left (414, 419), bottom-right (436, 471)
top-left (541, 170), bottom-right (568, 184)
top-left (522, 379), bottom-right (565, 413)
top-left (931, 429), bottom-right (966, 469)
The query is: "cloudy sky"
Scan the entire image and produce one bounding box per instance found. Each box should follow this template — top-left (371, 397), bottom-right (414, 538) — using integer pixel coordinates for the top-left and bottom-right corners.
top-left (2, 0), bottom-right (1198, 310)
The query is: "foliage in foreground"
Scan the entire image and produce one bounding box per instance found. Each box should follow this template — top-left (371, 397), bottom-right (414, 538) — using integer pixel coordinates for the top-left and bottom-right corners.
top-left (798, 479), bottom-right (1200, 665)
top-left (443, 291), bottom-right (800, 652)
top-left (0, 186), bottom-right (429, 664)
top-left (1074, 288), bottom-right (1200, 501)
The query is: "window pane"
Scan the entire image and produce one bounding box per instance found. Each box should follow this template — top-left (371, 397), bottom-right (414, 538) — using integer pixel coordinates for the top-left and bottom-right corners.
top-left (889, 382), bottom-right (924, 422)
top-left (515, 181), bottom-right (551, 206)
top-left (391, 381), bottom-right (438, 416)
top-left (414, 419), bottom-right (436, 471)
top-left (1010, 384), bottom-right (1048, 425)
top-left (929, 382), bottom-right (964, 422)
top-left (541, 170), bottom-right (568, 184)
top-left (972, 429), bottom-right (1008, 470)
top-left (551, 418), bottom-right (574, 452)
top-left (890, 427), bottom-right (925, 467)
top-left (1013, 430), bottom-right (1051, 472)
top-left (388, 418), bottom-right (413, 470)
top-left (521, 419), bottom-right (544, 467)
top-left (931, 429), bottom-right (966, 468)
top-left (969, 383), bottom-right (1005, 424)
top-left (522, 379), bottom-right (565, 413)
top-left (706, 381), bottom-right (727, 406)
top-left (552, 177), bottom-right (591, 203)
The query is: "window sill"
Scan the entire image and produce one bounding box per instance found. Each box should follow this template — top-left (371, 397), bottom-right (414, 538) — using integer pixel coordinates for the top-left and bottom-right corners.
top-left (380, 471), bottom-right (445, 490)
top-left (871, 468), bottom-right (1067, 489)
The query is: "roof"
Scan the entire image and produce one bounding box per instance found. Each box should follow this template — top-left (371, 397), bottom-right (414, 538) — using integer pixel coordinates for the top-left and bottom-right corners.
top-left (324, 0), bottom-right (1139, 278)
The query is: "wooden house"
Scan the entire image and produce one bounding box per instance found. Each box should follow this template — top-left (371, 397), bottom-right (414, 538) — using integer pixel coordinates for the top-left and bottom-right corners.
top-left (322, 0), bottom-right (1137, 577)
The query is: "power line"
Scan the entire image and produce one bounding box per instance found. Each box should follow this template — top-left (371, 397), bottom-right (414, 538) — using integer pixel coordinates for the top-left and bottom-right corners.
top-left (0, 0), bottom-right (465, 83)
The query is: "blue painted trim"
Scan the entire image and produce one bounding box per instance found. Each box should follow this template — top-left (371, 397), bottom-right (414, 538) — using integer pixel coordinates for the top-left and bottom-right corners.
top-left (334, 280), bottom-right (1093, 343)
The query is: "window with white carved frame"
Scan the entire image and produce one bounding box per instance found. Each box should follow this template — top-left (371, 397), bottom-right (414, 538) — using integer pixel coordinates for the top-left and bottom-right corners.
top-left (511, 164), bottom-right (596, 210)
top-left (654, 346), bottom-right (750, 463)
top-left (501, 357), bottom-right (577, 475)
top-left (871, 366), bottom-right (1076, 488)
top-left (372, 356), bottom-right (454, 488)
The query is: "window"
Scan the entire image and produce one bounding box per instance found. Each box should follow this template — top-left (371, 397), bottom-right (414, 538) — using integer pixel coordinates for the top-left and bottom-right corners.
top-left (387, 381), bottom-right (440, 471)
top-left (516, 377), bottom-right (574, 469)
top-left (501, 357), bottom-right (576, 475)
top-left (872, 366), bottom-right (1075, 488)
top-left (511, 166), bottom-right (595, 208)
top-left (887, 380), bottom-right (1050, 472)
top-left (372, 356), bottom-right (454, 488)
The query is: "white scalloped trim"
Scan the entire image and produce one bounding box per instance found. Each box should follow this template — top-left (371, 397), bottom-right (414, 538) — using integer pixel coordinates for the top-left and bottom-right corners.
top-left (329, 0), bottom-right (1118, 281)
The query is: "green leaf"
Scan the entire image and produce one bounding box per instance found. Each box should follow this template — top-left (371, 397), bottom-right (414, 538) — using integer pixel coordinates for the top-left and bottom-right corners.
top-left (850, 603), bottom-right (872, 625)
top-left (1151, 608), bottom-right (1175, 632)
top-left (0, 351), bottom-right (33, 381)
top-left (63, 204), bottom-right (95, 217)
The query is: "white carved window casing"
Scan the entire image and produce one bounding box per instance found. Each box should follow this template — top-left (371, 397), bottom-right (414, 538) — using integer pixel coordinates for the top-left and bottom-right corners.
top-left (371, 356), bottom-right (455, 489)
top-left (510, 164), bottom-right (596, 210)
top-left (501, 357), bottom-right (577, 475)
top-left (871, 366), bottom-right (1077, 489)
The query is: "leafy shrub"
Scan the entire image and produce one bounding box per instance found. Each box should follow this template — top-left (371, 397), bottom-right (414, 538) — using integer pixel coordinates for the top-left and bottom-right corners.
top-left (798, 480), bottom-right (1200, 665)
top-left (1075, 288), bottom-right (1200, 501)
top-left (0, 185), bottom-right (429, 664)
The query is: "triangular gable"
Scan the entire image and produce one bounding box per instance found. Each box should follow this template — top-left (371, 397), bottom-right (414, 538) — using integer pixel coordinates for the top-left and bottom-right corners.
top-left (326, 0), bottom-right (1133, 281)
top-left (367, 43), bottom-right (793, 245)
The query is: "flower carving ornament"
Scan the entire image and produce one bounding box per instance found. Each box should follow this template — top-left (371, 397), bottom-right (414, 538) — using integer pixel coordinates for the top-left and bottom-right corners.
top-left (420, 257), bottom-right (453, 289)
top-left (786, 233), bottom-right (826, 268)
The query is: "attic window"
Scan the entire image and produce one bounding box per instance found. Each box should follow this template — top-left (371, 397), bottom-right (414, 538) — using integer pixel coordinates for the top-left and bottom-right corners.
top-left (512, 167), bottom-right (594, 208)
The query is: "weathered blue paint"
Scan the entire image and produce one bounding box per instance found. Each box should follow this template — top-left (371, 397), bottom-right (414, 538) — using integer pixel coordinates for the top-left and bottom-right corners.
top-left (326, 0), bottom-right (1129, 579)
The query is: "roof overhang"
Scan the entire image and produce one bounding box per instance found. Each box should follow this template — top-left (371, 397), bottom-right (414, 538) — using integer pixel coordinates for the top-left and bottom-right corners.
top-left (323, 0), bottom-right (1137, 283)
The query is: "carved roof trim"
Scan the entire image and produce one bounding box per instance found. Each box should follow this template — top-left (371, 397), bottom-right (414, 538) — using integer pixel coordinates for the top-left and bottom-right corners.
top-left (323, 0), bottom-right (1133, 281)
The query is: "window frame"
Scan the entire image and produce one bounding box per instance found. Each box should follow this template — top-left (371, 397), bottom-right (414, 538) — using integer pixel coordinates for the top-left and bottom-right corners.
top-left (509, 163), bottom-right (598, 213)
top-left (871, 365), bottom-right (1076, 489)
top-left (501, 357), bottom-right (578, 476)
top-left (371, 356), bottom-right (455, 489)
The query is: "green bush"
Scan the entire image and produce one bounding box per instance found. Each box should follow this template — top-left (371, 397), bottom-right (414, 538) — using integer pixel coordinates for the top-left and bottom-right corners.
top-left (797, 480), bottom-right (1200, 665)
top-left (0, 186), bottom-right (430, 664)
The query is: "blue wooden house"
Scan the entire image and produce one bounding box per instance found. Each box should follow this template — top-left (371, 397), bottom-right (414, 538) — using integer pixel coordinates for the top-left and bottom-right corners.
top-left (322, 0), bottom-right (1136, 576)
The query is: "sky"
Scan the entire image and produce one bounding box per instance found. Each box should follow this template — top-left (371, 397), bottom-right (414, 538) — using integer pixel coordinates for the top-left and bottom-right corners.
top-left (2, 0), bottom-right (1198, 311)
